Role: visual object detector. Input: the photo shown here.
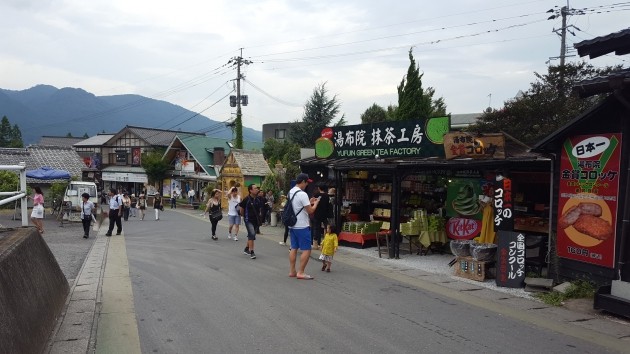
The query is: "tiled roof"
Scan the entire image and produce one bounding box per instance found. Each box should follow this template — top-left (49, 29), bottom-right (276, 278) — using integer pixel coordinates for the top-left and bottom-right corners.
top-left (0, 145), bottom-right (85, 183)
top-left (39, 136), bottom-right (85, 147)
top-left (574, 28), bottom-right (630, 59)
top-left (74, 134), bottom-right (115, 146)
top-left (125, 126), bottom-right (203, 146)
top-left (231, 149), bottom-right (272, 176)
top-left (572, 68), bottom-right (630, 98)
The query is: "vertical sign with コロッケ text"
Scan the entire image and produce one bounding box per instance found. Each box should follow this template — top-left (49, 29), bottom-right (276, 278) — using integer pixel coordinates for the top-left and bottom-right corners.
top-left (494, 177), bottom-right (514, 231)
top-left (496, 231), bottom-right (526, 288)
top-left (557, 133), bottom-right (621, 268)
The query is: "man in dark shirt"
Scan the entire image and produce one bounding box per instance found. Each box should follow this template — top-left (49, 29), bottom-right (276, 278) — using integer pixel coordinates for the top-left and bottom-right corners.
top-left (239, 184), bottom-right (262, 259)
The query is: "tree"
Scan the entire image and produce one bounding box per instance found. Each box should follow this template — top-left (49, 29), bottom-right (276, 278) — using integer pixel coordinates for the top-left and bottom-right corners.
top-left (467, 62), bottom-right (620, 145)
top-left (360, 103), bottom-right (389, 124)
top-left (262, 139), bottom-right (300, 167)
top-left (395, 49), bottom-right (447, 121)
top-left (9, 124), bottom-right (23, 148)
top-left (289, 82), bottom-right (345, 148)
top-left (0, 116), bottom-right (11, 147)
top-left (0, 116), bottom-right (24, 148)
top-left (83, 133), bottom-right (89, 138)
top-left (66, 132), bottom-right (73, 137)
top-left (140, 149), bottom-right (170, 191)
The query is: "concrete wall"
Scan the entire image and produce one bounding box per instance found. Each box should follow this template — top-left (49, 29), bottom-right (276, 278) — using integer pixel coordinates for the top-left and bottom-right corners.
top-left (0, 228), bottom-right (69, 354)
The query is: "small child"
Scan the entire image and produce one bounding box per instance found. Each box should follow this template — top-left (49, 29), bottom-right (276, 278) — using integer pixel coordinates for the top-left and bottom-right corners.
top-left (319, 224), bottom-right (338, 272)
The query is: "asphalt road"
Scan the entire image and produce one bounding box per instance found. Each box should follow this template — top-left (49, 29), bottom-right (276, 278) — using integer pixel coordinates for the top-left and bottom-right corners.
top-left (120, 210), bottom-right (614, 354)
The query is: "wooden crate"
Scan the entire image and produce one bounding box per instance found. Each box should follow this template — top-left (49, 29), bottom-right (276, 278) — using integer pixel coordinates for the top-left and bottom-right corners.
top-left (454, 256), bottom-right (494, 281)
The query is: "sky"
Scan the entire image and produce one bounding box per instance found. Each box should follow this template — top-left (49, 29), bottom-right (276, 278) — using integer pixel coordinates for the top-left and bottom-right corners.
top-left (1, 0), bottom-right (628, 132)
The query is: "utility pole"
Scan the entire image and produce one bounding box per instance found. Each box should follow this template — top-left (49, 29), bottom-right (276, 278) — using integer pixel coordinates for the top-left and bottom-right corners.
top-left (547, 1), bottom-right (581, 66)
top-left (228, 49), bottom-right (252, 149)
top-left (559, 6), bottom-right (568, 67)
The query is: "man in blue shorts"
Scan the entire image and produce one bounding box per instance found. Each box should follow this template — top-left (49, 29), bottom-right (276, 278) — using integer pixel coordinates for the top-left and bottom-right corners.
top-left (288, 173), bottom-right (320, 279)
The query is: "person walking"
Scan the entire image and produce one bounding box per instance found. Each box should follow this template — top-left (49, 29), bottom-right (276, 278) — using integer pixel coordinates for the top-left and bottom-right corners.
top-left (105, 188), bottom-right (123, 236)
top-left (319, 224), bottom-right (339, 272)
top-left (227, 187), bottom-right (241, 241)
top-left (170, 190), bottom-right (178, 209)
top-left (288, 173), bottom-right (320, 280)
top-left (256, 190), bottom-right (266, 232)
top-left (205, 189), bottom-right (222, 240)
top-left (279, 195), bottom-right (289, 245)
top-left (239, 184), bottom-right (262, 259)
top-left (188, 188), bottom-right (195, 205)
top-left (122, 192), bottom-right (131, 221)
top-left (29, 186), bottom-right (45, 234)
top-left (130, 194), bottom-right (137, 217)
top-left (153, 193), bottom-right (163, 221)
top-left (137, 194), bottom-right (146, 220)
top-left (265, 190), bottom-right (275, 225)
top-left (80, 192), bottom-right (95, 239)
top-left (312, 184), bottom-right (331, 250)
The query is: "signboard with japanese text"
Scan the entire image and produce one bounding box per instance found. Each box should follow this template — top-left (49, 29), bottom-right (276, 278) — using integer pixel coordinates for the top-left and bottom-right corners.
top-left (557, 133), bottom-right (622, 268)
top-left (443, 132), bottom-right (505, 160)
top-left (494, 177), bottom-right (514, 231)
top-left (314, 117), bottom-right (450, 159)
top-left (496, 231), bottom-right (526, 288)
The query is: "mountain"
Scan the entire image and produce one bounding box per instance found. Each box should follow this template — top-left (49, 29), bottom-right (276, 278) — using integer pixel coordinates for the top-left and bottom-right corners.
top-left (0, 85), bottom-right (262, 144)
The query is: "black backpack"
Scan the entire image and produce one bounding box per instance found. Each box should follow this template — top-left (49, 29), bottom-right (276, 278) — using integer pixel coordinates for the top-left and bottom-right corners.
top-left (282, 191), bottom-right (304, 227)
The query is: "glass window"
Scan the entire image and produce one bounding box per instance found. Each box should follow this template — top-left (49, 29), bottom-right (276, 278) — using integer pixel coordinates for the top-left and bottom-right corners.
top-left (275, 129), bottom-right (286, 139)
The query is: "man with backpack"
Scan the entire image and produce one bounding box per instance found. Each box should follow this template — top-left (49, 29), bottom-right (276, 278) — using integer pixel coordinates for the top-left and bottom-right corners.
top-left (287, 173), bottom-right (320, 280)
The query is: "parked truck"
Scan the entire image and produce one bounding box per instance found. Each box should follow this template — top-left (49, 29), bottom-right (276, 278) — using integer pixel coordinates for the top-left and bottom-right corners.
top-left (63, 181), bottom-right (99, 212)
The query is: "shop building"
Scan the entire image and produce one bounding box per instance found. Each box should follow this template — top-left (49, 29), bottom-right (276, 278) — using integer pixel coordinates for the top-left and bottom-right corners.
top-left (532, 28), bottom-right (630, 316)
top-left (299, 118), bottom-right (552, 264)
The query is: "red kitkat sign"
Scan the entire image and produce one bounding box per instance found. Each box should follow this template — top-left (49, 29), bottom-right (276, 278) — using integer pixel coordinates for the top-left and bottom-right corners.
top-left (557, 133), bottom-right (622, 268)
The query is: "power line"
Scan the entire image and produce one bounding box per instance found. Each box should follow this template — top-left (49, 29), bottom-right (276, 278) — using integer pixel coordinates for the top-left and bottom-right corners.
top-left (242, 78), bottom-right (302, 107)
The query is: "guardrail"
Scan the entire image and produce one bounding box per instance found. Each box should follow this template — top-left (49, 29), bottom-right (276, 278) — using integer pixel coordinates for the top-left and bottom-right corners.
top-left (0, 162), bottom-right (28, 226)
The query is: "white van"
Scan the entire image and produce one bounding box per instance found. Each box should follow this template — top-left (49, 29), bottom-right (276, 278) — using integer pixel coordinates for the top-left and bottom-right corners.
top-left (63, 181), bottom-right (99, 211)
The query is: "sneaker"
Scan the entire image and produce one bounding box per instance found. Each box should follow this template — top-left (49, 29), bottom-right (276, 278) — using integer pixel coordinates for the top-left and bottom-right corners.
top-left (250, 251), bottom-right (256, 259)
top-left (105, 233), bottom-right (112, 237)
top-left (228, 234), bottom-right (232, 240)
top-left (233, 236), bottom-right (238, 241)
top-left (243, 247), bottom-right (249, 255)
top-left (279, 241), bottom-right (285, 245)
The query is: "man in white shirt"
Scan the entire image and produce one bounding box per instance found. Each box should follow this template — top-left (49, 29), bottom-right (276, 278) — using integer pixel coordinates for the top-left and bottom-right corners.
top-left (188, 189), bottom-right (195, 205)
top-left (288, 173), bottom-right (320, 280)
top-left (105, 188), bottom-right (123, 236)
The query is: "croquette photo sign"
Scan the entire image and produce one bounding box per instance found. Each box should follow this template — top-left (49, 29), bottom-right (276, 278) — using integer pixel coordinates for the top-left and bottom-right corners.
top-left (557, 133), bottom-right (622, 268)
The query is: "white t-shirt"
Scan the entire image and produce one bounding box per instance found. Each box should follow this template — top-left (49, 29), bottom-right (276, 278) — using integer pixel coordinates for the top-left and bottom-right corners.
top-left (228, 195), bottom-right (241, 216)
top-left (289, 186), bottom-right (310, 229)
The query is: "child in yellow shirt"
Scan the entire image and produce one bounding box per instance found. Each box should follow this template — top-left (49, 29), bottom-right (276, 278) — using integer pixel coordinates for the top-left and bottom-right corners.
top-left (319, 224), bottom-right (338, 272)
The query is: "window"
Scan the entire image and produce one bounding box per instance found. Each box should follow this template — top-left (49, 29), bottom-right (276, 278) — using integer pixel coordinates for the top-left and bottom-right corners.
top-left (275, 129), bottom-right (286, 140)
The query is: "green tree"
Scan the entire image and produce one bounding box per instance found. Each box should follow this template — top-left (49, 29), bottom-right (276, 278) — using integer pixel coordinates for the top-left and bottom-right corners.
top-left (141, 149), bottom-right (170, 190)
top-left (395, 49), bottom-right (447, 121)
top-left (467, 62), bottom-right (620, 145)
top-left (360, 103), bottom-right (389, 124)
top-left (0, 116), bottom-right (11, 147)
top-left (83, 133), bottom-right (89, 138)
top-left (289, 82), bottom-right (345, 148)
top-left (9, 124), bottom-right (23, 148)
top-left (262, 139), bottom-right (300, 167)
top-left (66, 132), bottom-right (73, 137)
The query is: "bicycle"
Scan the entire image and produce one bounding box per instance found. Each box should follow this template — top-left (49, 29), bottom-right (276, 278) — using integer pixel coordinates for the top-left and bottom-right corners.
top-left (50, 198), bottom-right (62, 216)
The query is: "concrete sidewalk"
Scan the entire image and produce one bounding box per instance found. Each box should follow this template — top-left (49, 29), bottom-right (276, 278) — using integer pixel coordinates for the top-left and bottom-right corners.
top-left (44, 207), bottom-right (630, 353)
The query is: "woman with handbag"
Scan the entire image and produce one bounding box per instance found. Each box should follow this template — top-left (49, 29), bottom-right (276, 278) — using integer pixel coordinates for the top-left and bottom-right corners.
top-left (29, 186), bottom-right (45, 234)
top-left (205, 189), bottom-right (222, 240)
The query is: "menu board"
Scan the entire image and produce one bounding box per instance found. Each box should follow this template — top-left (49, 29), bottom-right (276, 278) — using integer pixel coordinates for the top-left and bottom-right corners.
top-left (496, 231), bottom-right (526, 288)
top-left (557, 133), bottom-right (621, 268)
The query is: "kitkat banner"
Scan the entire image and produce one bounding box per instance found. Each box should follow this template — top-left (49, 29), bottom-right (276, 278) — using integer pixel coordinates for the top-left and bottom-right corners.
top-left (557, 133), bottom-right (621, 268)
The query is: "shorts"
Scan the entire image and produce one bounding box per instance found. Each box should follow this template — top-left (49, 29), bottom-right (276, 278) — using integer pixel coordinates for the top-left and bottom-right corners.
top-left (290, 227), bottom-right (311, 251)
top-left (244, 221), bottom-right (257, 240)
top-left (228, 215), bottom-right (241, 225)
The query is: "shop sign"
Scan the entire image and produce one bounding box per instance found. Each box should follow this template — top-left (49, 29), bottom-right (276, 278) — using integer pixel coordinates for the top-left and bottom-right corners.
top-left (443, 132), bottom-right (505, 160)
top-left (557, 133), bottom-right (621, 268)
top-left (102, 171), bottom-right (148, 183)
top-left (494, 177), bottom-right (514, 231)
top-left (496, 231), bottom-right (526, 288)
top-left (446, 217), bottom-right (481, 240)
top-left (314, 117), bottom-right (449, 159)
top-left (222, 166), bottom-right (241, 175)
top-left (115, 150), bottom-right (127, 165)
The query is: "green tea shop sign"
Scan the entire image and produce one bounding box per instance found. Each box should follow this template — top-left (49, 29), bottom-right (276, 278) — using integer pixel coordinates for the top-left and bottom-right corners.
top-left (315, 117), bottom-right (449, 159)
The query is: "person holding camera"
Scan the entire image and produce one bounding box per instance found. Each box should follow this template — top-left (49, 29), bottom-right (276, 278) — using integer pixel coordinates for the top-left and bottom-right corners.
top-left (227, 187), bottom-right (241, 241)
